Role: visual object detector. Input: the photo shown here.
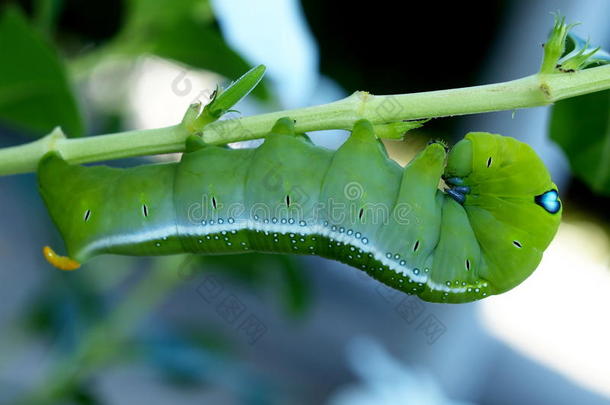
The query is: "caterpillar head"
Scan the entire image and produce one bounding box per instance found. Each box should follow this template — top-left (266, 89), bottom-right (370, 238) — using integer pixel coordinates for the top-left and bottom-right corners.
top-left (443, 132), bottom-right (562, 293)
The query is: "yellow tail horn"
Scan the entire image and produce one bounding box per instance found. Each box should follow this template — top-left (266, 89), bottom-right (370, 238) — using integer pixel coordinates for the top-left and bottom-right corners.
top-left (42, 246), bottom-right (81, 271)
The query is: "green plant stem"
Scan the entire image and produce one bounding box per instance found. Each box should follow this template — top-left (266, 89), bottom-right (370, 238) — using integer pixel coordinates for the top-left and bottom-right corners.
top-left (1, 65), bottom-right (610, 176)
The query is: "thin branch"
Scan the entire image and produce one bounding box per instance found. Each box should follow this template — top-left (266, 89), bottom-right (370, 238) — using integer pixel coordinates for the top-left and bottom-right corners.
top-left (0, 65), bottom-right (609, 176)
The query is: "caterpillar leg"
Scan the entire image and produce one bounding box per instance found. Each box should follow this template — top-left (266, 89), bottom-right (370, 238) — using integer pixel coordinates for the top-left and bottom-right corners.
top-left (42, 246), bottom-right (81, 271)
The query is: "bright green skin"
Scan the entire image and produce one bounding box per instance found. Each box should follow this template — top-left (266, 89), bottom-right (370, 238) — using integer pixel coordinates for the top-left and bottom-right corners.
top-left (37, 119), bottom-right (562, 303)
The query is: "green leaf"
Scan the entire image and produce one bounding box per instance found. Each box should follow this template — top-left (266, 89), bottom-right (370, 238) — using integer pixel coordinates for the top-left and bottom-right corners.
top-left (550, 89), bottom-right (610, 194)
top-left (208, 65), bottom-right (266, 116)
top-left (540, 14), bottom-right (609, 73)
top-left (540, 14), bottom-right (575, 74)
top-left (194, 64), bottom-right (266, 128)
top-left (559, 33), bottom-right (610, 71)
top-left (0, 6), bottom-right (83, 137)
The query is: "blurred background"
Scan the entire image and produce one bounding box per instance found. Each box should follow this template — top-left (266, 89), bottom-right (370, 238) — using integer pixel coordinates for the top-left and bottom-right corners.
top-left (0, 0), bottom-right (609, 403)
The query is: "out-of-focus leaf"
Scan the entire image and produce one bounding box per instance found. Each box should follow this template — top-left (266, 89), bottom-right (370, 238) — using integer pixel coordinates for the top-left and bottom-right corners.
top-left (70, 384), bottom-right (102, 405)
top-left (134, 328), bottom-right (273, 401)
top-left (151, 20), bottom-right (262, 93)
top-left (550, 89), bottom-right (610, 194)
top-left (136, 329), bottom-right (227, 387)
top-left (274, 255), bottom-right (311, 317)
top-left (186, 253), bottom-right (311, 316)
top-left (25, 271), bottom-right (109, 353)
top-left (72, 0), bottom-right (269, 100)
top-left (126, 0), bottom-right (215, 30)
top-left (0, 6), bottom-right (83, 137)
top-left (551, 30), bottom-right (610, 194)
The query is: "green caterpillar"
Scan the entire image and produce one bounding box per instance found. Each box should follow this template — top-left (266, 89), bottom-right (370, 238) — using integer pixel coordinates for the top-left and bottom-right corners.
top-left (37, 118), bottom-right (562, 303)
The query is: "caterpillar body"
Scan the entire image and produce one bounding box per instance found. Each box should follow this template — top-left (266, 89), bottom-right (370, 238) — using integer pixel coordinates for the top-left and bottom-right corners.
top-left (37, 118), bottom-right (561, 303)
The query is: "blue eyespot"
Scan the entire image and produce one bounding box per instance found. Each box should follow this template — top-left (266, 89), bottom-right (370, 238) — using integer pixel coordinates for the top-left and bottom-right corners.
top-left (535, 189), bottom-right (561, 214)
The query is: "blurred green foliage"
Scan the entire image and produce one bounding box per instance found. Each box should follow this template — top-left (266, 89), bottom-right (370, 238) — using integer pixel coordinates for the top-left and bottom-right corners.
top-left (551, 90), bottom-right (610, 195)
top-left (81, 0), bottom-right (270, 100)
top-left (550, 33), bottom-right (610, 195)
top-left (0, 0), bottom-right (268, 140)
top-left (0, 6), bottom-right (83, 136)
